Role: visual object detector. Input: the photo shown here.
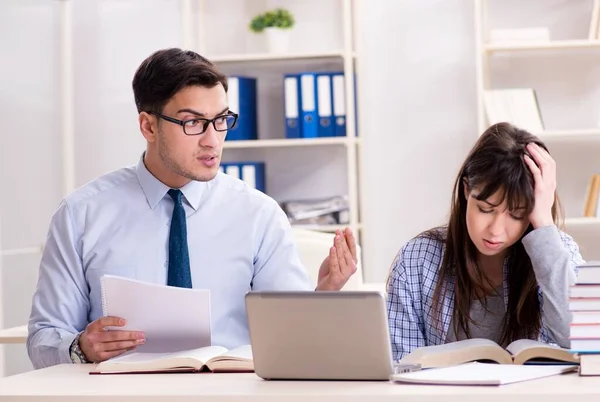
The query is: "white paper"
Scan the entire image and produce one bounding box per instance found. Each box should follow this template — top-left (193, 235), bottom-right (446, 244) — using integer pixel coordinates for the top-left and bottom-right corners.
top-left (390, 362), bottom-right (577, 386)
top-left (100, 275), bottom-right (211, 353)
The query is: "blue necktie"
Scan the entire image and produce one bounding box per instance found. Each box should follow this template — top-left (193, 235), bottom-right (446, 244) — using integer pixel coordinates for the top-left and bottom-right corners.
top-left (167, 189), bottom-right (192, 288)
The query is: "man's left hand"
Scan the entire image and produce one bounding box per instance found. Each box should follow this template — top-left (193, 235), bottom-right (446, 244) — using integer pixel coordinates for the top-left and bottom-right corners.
top-left (316, 227), bottom-right (358, 291)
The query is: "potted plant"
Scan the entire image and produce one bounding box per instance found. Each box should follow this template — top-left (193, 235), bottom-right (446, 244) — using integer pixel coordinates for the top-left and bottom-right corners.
top-left (249, 8), bottom-right (295, 53)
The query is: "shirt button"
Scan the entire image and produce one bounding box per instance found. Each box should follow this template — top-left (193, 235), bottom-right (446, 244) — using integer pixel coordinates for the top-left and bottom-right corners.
top-left (164, 261), bottom-right (168, 268)
top-left (165, 221), bottom-right (170, 227)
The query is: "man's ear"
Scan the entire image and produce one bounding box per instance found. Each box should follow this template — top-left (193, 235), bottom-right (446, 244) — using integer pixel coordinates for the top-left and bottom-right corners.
top-left (139, 112), bottom-right (157, 143)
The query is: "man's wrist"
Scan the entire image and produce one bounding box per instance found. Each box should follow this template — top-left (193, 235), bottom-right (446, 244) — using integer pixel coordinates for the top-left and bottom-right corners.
top-left (69, 332), bottom-right (89, 364)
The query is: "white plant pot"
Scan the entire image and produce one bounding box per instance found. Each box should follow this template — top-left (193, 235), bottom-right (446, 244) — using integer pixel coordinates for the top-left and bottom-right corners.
top-left (264, 27), bottom-right (291, 53)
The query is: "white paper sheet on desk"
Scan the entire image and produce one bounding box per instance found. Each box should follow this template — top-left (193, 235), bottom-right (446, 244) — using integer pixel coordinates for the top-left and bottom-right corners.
top-left (100, 275), bottom-right (211, 353)
top-left (389, 362), bottom-right (577, 386)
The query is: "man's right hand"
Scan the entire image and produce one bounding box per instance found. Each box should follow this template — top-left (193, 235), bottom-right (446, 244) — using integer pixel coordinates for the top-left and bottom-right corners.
top-left (79, 316), bottom-right (145, 363)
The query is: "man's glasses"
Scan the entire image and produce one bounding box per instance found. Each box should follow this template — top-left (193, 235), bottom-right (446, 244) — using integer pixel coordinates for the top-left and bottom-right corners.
top-left (148, 111), bottom-right (238, 135)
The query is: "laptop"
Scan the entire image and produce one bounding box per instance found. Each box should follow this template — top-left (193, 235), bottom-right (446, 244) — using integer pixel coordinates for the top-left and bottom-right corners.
top-left (245, 291), bottom-right (394, 381)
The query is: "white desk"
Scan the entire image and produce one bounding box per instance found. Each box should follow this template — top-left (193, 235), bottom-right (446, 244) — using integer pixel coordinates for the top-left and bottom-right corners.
top-left (0, 325), bottom-right (27, 344)
top-left (0, 364), bottom-right (599, 402)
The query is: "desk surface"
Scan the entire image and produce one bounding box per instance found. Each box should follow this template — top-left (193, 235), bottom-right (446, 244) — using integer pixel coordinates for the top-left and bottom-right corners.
top-left (1, 364), bottom-right (600, 402)
top-left (0, 325), bottom-right (27, 344)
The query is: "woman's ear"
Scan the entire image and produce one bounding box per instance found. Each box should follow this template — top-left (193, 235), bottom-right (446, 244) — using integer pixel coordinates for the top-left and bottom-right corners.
top-left (462, 177), bottom-right (470, 200)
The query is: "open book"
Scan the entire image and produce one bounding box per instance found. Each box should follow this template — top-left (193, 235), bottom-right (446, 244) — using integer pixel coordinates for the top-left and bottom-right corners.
top-left (91, 345), bottom-right (253, 374)
top-left (400, 338), bottom-right (578, 369)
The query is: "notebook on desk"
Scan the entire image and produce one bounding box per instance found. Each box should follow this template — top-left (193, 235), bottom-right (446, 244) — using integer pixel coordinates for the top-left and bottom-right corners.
top-left (245, 291), bottom-right (394, 381)
top-left (390, 362), bottom-right (577, 386)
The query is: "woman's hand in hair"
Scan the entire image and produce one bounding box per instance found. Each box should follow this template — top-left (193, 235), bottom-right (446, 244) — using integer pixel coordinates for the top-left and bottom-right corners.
top-left (523, 142), bottom-right (556, 229)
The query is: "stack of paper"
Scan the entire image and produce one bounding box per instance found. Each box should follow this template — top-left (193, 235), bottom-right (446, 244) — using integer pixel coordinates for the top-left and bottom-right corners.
top-left (101, 275), bottom-right (211, 353)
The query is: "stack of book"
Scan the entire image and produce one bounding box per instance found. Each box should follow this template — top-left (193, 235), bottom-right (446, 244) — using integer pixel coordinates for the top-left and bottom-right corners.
top-left (569, 261), bottom-right (600, 375)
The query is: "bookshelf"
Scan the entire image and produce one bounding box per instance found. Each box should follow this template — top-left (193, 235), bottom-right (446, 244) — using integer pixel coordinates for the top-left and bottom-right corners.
top-left (474, 0), bottom-right (600, 259)
top-left (485, 39), bottom-right (600, 52)
top-left (223, 137), bottom-right (359, 149)
top-left (181, 0), bottom-right (363, 236)
top-left (537, 129), bottom-right (600, 142)
top-left (209, 51), bottom-right (356, 63)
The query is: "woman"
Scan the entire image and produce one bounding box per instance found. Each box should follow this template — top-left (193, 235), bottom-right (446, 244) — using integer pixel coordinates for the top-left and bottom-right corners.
top-left (387, 122), bottom-right (583, 360)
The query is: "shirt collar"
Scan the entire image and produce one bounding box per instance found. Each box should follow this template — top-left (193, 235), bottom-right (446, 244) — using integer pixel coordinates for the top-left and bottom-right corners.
top-left (135, 153), bottom-right (208, 211)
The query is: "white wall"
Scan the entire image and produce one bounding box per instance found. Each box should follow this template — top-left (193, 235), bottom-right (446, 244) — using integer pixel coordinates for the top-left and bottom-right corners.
top-left (356, 0), bottom-right (478, 281)
top-left (71, 0), bottom-right (182, 186)
top-left (1, 0), bottom-right (598, 375)
top-left (357, 0), bottom-right (600, 282)
top-left (0, 0), bottom-right (63, 376)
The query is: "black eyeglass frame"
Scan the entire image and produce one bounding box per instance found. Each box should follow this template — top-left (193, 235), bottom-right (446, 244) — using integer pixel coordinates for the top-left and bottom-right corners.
top-left (148, 110), bottom-right (238, 135)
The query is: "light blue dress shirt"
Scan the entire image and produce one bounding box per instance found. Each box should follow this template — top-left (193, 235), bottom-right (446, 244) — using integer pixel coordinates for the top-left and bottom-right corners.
top-left (27, 155), bottom-right (312, 369)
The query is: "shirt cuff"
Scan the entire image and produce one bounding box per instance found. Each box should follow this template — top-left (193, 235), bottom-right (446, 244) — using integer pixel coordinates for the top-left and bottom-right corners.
top-left (59, 331), bottom-right (78, 364)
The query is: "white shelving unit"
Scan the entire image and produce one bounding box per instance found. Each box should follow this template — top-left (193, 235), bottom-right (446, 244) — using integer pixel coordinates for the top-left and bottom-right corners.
top-left (474, 0), bottom-right (600, 258)
top-left (223, 137), bottom-right (359, 149)
top-left (209, 51), bottom-right (354, 63)
top-left (484, 39), bottom-right (600, 52)
top-left (181, 0), bottom-right (362, 235)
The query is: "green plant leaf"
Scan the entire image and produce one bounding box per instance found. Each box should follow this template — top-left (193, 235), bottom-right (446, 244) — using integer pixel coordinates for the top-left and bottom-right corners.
top-left (249, 8), bottom-right (295, 32)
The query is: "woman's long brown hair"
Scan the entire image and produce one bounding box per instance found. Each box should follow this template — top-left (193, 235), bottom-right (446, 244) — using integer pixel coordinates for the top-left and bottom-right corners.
top-left (427, 122), bottom-right (562, 345)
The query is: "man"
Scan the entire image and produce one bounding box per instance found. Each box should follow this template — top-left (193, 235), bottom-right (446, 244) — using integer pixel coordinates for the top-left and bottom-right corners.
top-left (27, 48), bottom-right (357, 369)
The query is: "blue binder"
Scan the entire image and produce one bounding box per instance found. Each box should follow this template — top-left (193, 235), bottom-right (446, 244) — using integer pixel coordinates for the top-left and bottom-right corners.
top-left (283, 74), bottom-right (301, 139)
top-left (226, 76), bottom-right (257, 141)
top-left (331, 73), bottom-right (346, 137)
top-left (240, 162), bottom-right (266, 193)
top-left (221, 162), bottom-right (266, 193)
top-left (299, 72), bottom-right (318, 138)
top-left (316, 73), bottom-right (335, 138)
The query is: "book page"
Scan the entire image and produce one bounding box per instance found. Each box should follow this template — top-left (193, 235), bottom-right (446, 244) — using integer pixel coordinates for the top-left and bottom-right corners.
top-left (105, 352), bottom-right (173, 365)
top-left (168, 345), bottom-right (229, 363)
top-left (390, 362), bottom-right (577, 386)
top-left (506, 339), bottom-right (555, 356)
top-left (95, 346), bottom-right (229, 373)
top-left (211, 345), bottom-right (253, 362)
top-left (507, 340), bottom-right (577, 365)
top-left (206, 345), bottom-right (254, 372)
top-left (101, 275), bottom-right (211, 353)
top-left (400, 338), bottom-right (512, 368)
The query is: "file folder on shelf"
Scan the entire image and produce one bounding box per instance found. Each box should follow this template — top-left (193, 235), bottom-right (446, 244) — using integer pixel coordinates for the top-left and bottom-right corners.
top-left (220, 162), bottom-right (266, 193)
top-left (284, 74), bottom-right (301, 139)
top-left (316, 73), bottom-right (335, 138)
top-left (226, 76), bottom-right (258, 141)
top-left (332, 73), bottom-right (347, 137)
top-left (299, 73), bottom-right (319, 138)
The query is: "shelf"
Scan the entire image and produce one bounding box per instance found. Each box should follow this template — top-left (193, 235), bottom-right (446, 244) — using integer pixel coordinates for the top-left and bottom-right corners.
top-left (0, 245), bottom-right (43, 257)
top-left (224, 137), bottom-right (359, 149)
top-left (209, 51), bottom-right (354, 63)
top-left (537, 129), bottom-right (600, 141)
top-left (564, 217), bottom-right (600, 227)
top-left (485, 40), bottom-right (600, 53)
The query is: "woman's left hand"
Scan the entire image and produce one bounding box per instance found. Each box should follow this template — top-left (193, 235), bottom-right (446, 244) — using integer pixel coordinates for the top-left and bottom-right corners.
top-left (523, 142), bottom-right (556, 229)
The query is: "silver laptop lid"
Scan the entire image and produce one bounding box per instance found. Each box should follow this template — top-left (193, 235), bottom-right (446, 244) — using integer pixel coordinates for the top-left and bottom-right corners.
top-left (245, 291), bottom-right (393, 381)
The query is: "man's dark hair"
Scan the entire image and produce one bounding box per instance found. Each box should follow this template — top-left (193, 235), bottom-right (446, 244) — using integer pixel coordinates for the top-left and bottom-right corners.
top-left (132, 48), bottom-right (228, 114)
